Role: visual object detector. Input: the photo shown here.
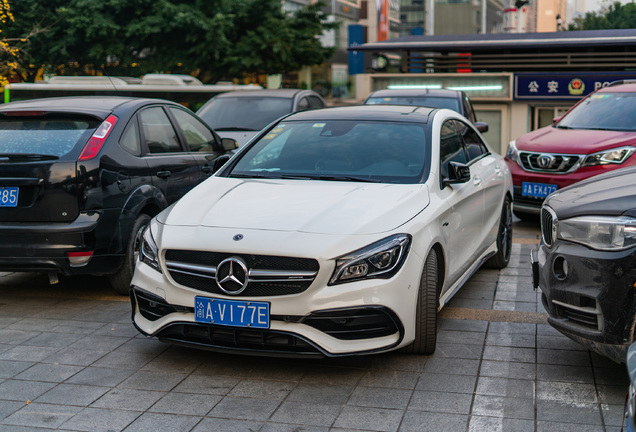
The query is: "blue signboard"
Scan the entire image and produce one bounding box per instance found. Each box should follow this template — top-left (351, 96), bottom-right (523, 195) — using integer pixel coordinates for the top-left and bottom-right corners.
top-left (515, 72), bottom-right (636, 100)
top-left (348, 25), bottom-right (365, 75)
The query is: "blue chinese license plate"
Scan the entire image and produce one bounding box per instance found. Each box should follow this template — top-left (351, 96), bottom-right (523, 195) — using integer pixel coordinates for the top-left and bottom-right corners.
top-left (522, 182), bottom-right (557, 199)
top-left (194, 296), bottom-right (270, 329)
top-left (0, 187), bottom-right (18, 207)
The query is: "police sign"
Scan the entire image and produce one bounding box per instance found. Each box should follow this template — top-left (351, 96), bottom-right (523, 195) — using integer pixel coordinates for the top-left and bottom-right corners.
top-left (514, 72), bottom-right (636, 100)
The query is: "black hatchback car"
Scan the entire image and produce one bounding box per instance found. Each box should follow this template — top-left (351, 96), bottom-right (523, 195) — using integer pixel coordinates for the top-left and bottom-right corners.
top-left (0, 96), bottom-right (236, 294)
top-left (532, 165), bottom-right (636, 363)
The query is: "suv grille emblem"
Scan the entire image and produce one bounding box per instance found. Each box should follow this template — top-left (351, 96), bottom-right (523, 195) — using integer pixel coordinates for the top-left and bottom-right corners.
top-left (537, 154), bottom-right (554, 168)
top-left (215, 257), bottom-right (249, 295)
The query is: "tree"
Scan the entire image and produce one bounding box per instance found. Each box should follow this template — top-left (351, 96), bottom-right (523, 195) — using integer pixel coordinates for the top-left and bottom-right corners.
top-left (0, 0), bottom-right (22, 86)
top-left (3, 0), bottom-right (335, 83)
top-left (568, 1), bottom-right (636, 30)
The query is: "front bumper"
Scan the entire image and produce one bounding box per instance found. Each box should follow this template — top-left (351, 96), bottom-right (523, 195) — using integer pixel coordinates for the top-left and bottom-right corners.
top-left (534, 239), bottom-right (636, 363)
top-left (130, 243), bottom-right (424, 357)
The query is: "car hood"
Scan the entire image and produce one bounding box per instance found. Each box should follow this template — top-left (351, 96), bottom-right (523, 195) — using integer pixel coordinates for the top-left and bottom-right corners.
top-left (217, 131), bottom-right (259, 148)
top-left (162, 177), bottom-right (429, 235)
top-left (545, 166), bottom-right (636, 218)
top-left (516, 125), bottom-right (636, 154)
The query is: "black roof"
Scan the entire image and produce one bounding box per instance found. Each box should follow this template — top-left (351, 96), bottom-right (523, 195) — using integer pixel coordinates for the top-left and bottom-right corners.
top-left (283, 104), bottom-right (435, 123)
top-left (352, 29), bottom-right (636, 53)
top-left (0, 96), bottom-right (180, 119)
top-left (214, 89), bottom-right (315, 99)
top-left (366, 89), bottom-right (463, 99)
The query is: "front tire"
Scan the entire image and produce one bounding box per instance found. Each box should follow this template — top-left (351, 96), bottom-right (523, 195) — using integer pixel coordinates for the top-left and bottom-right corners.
top-left (404, 249), bottom-right (439, 355)
top-left (109, 213), bottom-right (151, 295)
top-left (485, 196), bottom-right (513, 269)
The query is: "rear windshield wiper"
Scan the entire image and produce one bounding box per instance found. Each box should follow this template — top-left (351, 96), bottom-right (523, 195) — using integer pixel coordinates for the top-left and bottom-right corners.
top-left (0, 153), bottom-right (59, 161)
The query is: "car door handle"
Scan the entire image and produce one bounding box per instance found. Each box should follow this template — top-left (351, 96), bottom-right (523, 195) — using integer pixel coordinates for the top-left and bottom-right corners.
top-left (473, 176), bottom-right (481, 186)
top-left (201, 165), bottom-right (212, 174)
top-left (157, 170), bottom-right (171, 179)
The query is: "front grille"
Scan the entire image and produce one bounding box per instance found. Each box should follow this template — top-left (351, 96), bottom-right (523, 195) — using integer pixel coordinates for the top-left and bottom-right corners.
top-left (541, 207), bottom-right (555, 247)
top-left (164, 250), bottom-right (319, 297)
top-left (156, 322), bottom-right (324, 357)
top-left (519, 151), bottom-right (582, 173)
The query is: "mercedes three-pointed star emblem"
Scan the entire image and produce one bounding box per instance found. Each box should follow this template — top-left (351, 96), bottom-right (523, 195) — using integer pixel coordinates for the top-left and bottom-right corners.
top-left (215, 257), bottom-right (249, 295)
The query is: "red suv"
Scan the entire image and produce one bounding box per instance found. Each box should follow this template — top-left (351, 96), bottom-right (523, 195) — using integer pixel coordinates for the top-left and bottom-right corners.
top-left (505, 81), bottom-right (636, 220)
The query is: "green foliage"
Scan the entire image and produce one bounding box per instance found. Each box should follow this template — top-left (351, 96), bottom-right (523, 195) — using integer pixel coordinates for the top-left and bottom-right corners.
top-left (3, 0), bottom-right (335, 82)
top-left (568, 1), bottom-right (636, 30)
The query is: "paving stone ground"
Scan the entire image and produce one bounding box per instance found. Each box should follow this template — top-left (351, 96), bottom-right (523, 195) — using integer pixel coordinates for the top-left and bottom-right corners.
top-left (0, 219), bottom-right (629, 431)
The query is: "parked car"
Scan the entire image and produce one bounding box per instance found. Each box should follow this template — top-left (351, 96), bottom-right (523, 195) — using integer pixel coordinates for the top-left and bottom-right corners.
top-left (532, 165), bottom-right (636, 363)
top-left (0, 96), bottom-right (237, 295)
top-left (130, 104), bottom-right (513, 357)
top-left (196, 89), bottom-right (327, 147)
top-left (506, 81), bottom-right (636, 221)
top-left (626, 342), bottom-right (636, 431)
top-left (363, 88), bottom-right (489, 132)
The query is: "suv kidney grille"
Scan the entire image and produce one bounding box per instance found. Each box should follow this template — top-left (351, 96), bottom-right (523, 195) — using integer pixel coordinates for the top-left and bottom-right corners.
top-left (519, 152), bottom-right (582, 173)
top-left (541, 208), bottom-right (554, 247)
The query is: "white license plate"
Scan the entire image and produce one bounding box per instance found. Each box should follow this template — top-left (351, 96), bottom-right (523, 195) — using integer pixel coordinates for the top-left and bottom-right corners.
top-left (194, 296), bottom-right (270, 329)
top-left (0, 187), bottom-right (18, 207)
top-left (522, 182), bottom-right (557, 198)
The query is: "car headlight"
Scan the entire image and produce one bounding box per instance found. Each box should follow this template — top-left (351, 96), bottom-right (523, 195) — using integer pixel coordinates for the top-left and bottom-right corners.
top-left (140, 222), bottom-right (162, 272)
top-left (505, 140), bottom-right (520, 164)
top-left (581, 146), bottom-right (635, 167)
top-left (558, 216), bottom-right (636, 251)
top-left (329, 234), bottom-right (411, 285)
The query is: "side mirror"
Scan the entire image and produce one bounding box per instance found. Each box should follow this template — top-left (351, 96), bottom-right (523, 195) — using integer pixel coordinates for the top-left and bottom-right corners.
top-left (475, 122), bottom-right (489, 133)
top-left (443, 161), bottom-right (470, 188)
top-left (552, 116), bottom-right (563, 124)
top-left (212, 154), bottom-right (231, 172)
top-left (221, 137), bottom-right (238, 152)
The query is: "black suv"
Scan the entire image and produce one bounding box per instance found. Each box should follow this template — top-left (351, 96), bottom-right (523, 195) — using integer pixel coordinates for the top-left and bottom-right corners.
top-left (0, 96), bottom-right (236, 294)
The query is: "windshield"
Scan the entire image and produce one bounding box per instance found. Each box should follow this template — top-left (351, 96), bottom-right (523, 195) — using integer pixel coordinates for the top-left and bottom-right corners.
top-left (228, 120), bottom-right (428, 184)
top-left (366, 96), bottom-right (460, 113)
top-left (557, 92), bottom-right (636, 131)
top-left (0, 116), bottom-right (97, 157)
top-left (197, 96), bottom-right (293, 131)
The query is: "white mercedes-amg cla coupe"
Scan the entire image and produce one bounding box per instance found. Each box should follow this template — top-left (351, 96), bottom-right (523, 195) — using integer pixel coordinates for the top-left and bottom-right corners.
top-left (130, 104), bottom-right (513, 357)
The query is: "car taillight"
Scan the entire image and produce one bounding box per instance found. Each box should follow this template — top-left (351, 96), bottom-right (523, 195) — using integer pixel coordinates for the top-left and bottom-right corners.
top-left (78, 114), bottom-right (118, 161)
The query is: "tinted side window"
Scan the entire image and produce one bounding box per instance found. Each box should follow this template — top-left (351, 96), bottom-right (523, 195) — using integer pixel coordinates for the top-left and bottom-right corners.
top-left (463, 95), bottom-right (476, 123)
top-left (454, 120), bottom-right (487, 161)
top-left (120, 119), bottom-right (141, 156)
top-left (440, 120), bottom-right (467, 178)
top-left (139, 107), bottom-right (181, 154)
top-left (308, 96), bottom-right (326, 108)
top-left (169, 107), bottom-right (217, 152)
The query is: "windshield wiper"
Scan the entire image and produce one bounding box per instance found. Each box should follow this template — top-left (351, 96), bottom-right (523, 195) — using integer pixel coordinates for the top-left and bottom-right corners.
top-left (311, 175), bottom-right (382, 183)
top-left (229, 173), bottom-right (276, 179)
top-left (0, 153), bottom-right (59, 161)
top-left (214, 127), bottom-right (260, 132)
